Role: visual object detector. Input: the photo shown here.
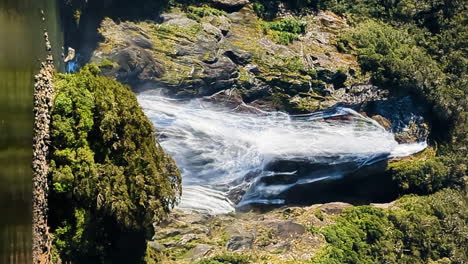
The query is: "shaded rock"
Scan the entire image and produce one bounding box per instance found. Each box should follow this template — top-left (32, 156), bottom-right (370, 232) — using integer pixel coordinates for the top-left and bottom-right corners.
top-left (210, 0), bottom-right (250, 11)
top-left (224, 47), bottom-right (252, 65)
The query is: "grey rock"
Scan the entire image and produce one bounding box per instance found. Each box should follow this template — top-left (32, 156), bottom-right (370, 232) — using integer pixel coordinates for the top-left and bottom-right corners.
top-left (319, 202), bottom-right (353, 215)
top-left (161, 13), bottom-right (198, 27)
top-left (178, 234), bottom-right (199, 246)
top-left (103, 46), bottom-right (165, 85)
top-left (130, 35), bottom-right (153, 49)
top-left (363, 96), bottom-right (429, 143)
top-left (148, 241), bottom-right (165, 252)
top-left (200, 56), bottom-right (238, 95)
top-left (189, 244), bottom-right (213, 261)
top-left (226, 234), bottom-right (254, 251)
top-left (202, 22), bottom-right (223, 41)
top-left (275, 221), bottom-right (306, 239)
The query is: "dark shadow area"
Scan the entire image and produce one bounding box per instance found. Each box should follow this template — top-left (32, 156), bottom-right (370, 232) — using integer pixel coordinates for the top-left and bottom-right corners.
top-left (60, 0), bottom-right (170, 66)
top-left (48, 193), bottom-right (147, 264)
top-left (238, 160), bottom-right (399, 213)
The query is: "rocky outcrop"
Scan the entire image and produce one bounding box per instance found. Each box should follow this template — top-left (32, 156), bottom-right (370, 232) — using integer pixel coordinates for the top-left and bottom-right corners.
top-left (91, 7), bottom-right (374, 112)
top-left (33, 32), bottom-right (54, 264)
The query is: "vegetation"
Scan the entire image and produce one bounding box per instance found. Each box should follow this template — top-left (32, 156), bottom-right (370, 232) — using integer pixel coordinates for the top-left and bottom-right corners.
top-left (313, 189), bottom-right (468, 264)
top-left (262, 17), bottom-right (306, 45)
top-left (49, 64), bottom-right (181, 263)
top-left (186, 5), bottom-right (227, 21)
top-left (197, 254), bottom-right (250, 264)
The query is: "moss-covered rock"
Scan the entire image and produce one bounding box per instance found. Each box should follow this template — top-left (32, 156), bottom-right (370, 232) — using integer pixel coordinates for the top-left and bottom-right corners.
top-left (91, 5), bottom-right (368, 112)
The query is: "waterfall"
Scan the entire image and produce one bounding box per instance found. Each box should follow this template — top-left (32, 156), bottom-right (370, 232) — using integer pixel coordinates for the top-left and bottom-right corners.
top-left (137, 89), bottom-right (427, 214)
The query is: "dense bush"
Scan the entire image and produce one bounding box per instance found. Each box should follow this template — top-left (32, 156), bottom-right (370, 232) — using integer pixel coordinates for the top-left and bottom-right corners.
top-left (262, 17), bottom-right (306, 45)
top-left (314, 189), bottom-right (468, 264)
top-left (186, 5), bottom-right (227, 21)
top-left (49, 64), bottom-right (181, 263)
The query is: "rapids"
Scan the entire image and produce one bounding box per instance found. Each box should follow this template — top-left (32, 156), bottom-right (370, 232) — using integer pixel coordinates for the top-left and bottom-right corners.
top-left (137, 89), bottom-right (427, 214)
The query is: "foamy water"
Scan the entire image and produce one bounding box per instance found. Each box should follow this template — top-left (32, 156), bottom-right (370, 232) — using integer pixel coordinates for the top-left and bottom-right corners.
top-left (137, 90), bottom-right (427, 214)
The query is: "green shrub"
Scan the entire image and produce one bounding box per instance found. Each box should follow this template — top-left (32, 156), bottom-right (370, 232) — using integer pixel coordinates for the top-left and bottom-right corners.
top-left (197, 253), bottom-right (250, 264)
top-left (49, 64), bottom-right (181, 263)
top-left (186, 5), bottom-right (226, 21)
top-left (262, 17), bottom-right (306, 45)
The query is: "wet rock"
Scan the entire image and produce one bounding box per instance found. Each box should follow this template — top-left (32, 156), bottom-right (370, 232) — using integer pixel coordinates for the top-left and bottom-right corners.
top-left (200, 56), bottom-right (238, 95)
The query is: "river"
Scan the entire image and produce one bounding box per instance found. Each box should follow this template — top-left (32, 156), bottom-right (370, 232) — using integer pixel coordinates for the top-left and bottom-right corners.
top-left (0, 1), bottom-right (62, 263)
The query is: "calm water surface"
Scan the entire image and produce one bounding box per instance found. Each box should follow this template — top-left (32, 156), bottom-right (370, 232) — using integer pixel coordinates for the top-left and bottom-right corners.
top-left (0, 0), bottom-right (62, 262)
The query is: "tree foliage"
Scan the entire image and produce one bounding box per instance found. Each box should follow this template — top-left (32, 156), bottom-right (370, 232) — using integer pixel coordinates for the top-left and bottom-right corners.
top-left (49, 64), bottom-right (181, 263)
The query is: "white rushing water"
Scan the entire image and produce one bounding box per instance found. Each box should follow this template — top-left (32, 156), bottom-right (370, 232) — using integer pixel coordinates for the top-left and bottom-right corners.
top-left (137, 89), bottom-right (427, 214)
